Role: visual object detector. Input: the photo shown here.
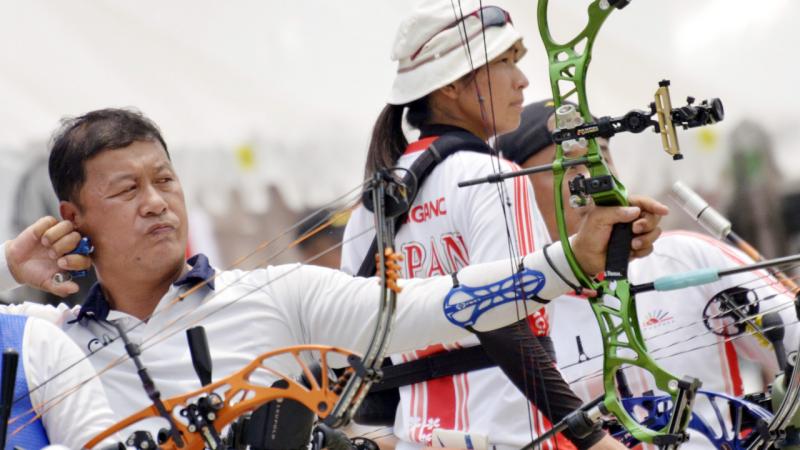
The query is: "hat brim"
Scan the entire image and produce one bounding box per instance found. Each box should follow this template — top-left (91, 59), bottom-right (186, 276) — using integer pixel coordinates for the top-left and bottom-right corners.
top-left (389, 25), bottom-right (524, 105)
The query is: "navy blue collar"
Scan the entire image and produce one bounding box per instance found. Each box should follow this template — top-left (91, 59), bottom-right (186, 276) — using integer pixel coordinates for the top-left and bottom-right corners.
top-left (72, 254), bottom-right (216, 323)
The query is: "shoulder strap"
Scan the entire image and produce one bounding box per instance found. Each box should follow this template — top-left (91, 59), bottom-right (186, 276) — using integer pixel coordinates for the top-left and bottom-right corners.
top-left (356, 131), bottom-right (491, 277)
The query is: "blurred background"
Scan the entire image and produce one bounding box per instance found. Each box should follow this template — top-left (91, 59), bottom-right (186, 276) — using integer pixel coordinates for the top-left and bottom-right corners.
top-left (1, 0), bottom-right (798, 302)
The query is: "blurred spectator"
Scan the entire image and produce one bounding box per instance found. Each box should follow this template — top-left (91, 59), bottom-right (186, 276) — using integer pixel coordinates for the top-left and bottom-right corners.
top-left (726, 120), bottom-right (787, 258)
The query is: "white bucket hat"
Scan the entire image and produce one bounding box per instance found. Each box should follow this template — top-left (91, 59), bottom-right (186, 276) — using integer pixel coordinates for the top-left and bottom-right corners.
top-left (388, 0), bottom-right (526, 105)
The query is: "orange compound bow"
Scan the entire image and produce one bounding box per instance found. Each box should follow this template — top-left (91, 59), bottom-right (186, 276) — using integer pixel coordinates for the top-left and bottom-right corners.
top-left (85, 345), bottom-right (357, 450)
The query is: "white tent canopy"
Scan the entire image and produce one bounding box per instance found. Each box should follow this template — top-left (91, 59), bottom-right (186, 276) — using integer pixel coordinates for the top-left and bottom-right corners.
top-left (0, 0), bottom-right (797, 239)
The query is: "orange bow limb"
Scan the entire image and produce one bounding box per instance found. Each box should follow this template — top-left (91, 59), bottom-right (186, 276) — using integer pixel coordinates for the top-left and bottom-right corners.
top-left (85, 345), bottom-right (357, 450)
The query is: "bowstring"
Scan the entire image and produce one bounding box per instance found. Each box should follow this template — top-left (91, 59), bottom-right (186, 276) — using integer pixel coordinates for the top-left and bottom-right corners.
top-left (450, 0), bottom-right (550, 445)
top-left (561, 274), bottom-right (800, 381)
top-left (559, 261), bottom-right (800, 373)
top-left (566, 315), bottom-right (800, 387)
top-left (635, 260), bottom-right (800, 345)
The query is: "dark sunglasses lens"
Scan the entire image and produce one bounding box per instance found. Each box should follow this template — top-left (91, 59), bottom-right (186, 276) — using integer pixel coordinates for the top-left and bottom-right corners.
top-left (478, 7), bottom-right (511, 27)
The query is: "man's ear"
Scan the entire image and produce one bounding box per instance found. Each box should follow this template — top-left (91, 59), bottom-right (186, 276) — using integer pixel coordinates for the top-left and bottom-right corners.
top-left (59, 201), bottom-right (81, 226)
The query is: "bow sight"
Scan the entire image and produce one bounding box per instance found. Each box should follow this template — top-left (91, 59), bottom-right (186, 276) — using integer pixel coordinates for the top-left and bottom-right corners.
top-left (551, 80), bottom-right (724, 161)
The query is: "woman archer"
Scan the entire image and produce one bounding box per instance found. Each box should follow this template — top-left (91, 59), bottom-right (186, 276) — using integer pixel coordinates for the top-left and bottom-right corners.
top-left (340, 1), bottom-right (661, 449)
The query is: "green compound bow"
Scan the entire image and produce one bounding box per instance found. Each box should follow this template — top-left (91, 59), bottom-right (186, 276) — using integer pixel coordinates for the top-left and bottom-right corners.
top-left (537, 0), bottom-right (715, 446)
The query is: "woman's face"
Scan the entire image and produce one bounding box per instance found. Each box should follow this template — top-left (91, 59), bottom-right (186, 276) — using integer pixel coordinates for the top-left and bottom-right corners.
top-left (454, 42), bottom-right (529, 139)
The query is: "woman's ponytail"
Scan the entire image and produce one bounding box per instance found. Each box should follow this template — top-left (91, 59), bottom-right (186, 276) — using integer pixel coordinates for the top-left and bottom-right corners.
top-left (365, 104), bottom-right (407, 179)
top-left (364, 97), bottom-right (431, 178)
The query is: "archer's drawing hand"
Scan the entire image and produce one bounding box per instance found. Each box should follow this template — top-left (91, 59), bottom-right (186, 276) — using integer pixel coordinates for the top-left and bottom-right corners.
top-left (627, 195), bottom-right (668, 259)
top-left (5, 216), bottom-right (91, 297)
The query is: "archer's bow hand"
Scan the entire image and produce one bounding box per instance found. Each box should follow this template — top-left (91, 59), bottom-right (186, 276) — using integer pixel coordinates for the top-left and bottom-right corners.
top-left (4, 216), bottom-right (91, 297)
top-left (572, 196), bottom-right (668, 276)
top-left (628, 195), bottom-right (669, 259)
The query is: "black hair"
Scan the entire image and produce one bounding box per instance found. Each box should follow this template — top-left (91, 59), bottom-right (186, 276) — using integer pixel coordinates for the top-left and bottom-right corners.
top-left (48, 108), bottom-right (169, 203)
top-left (364, 97), bottom-right (431, 178)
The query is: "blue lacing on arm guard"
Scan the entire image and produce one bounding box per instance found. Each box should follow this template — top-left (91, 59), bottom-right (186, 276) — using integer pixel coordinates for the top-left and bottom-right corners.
top-left (443, 268), bottom-right (546, 328)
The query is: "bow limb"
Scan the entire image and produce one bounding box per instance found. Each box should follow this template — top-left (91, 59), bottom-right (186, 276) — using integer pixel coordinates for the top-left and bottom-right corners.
top-left (323, 170), bottom-right (405, 428)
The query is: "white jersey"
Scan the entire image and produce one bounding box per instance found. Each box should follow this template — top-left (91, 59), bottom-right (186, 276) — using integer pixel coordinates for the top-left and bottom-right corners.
top-left (342, 137), bottom-right (564, 450)
top-left (550, 231), bottom-right (798, 449)
top-left (21, 317), bottom-right (120, 449)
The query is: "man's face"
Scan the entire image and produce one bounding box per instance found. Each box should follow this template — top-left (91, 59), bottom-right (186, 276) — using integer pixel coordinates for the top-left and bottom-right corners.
top-left (63, 140), bottom-right (188, 282)
top-left (522, 136), bottom-right (613, 240)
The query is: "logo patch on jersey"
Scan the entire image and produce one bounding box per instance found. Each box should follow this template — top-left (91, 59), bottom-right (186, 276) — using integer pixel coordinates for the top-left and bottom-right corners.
top-left (643, 309), bottom-right (675, 329)
top-left (407, 197), bottom-right (447, 224)
top-left (401, 233), bottom-right (470, 278)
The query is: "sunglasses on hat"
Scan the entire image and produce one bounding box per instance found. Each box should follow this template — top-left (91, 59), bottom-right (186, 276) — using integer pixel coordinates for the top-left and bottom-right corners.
top-left (409, 6), bottom-right (514, 62)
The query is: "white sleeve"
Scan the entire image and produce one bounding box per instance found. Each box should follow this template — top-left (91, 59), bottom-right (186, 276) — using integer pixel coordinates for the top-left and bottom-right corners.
top-left (272, 242), bottom-right (576, 354)
top-left (0, 242), bottom-right (20, 292)
top-left (25, 318), bottom-right (121, 448)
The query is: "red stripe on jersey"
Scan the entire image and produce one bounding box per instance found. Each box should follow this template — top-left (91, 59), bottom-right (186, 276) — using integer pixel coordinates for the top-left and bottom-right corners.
top-left (511, 164), bottom-right (534, 254)
top-left (408, 343), bottom-right (461, 443)
top-left (508, 162), bottom-right (551, 336)
top-left (461, 373), bottom-right (469, 430)
top-left (723, 340), bottom-right (745, 396)
top-left (520, 176), bottom-right (534, 253)
top-left (516, 175), bottom-right (528, 252)
top-left (532, 407), bottom-right (578, 450)
top-left (404, 136), bottom-right (439, 155)
top-left (454, 373), bottom-right (465, 430)
top-left (422, 376), bottom-right (458, 442)
top-left (524, 181), bottom-right (535, 250)
top-left (513, 162), bottom-right (536, 253)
